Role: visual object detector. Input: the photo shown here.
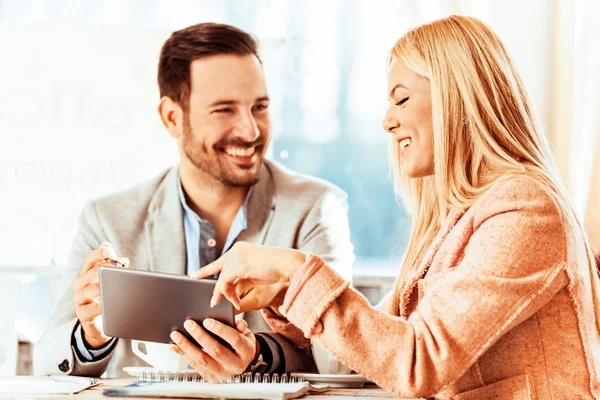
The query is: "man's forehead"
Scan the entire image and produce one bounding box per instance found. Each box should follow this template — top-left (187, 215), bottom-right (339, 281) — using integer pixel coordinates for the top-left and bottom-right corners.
top-left (189, 54), bottom-right (267, 104)
top-left (190, 54), bottom-right (264, 85)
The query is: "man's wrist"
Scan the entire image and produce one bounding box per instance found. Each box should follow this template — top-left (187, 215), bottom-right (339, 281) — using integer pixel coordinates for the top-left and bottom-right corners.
top-left (246, 336), bottom-right (270, 374)
top-left (83, 331), bottom-right (111, 350)
top-left (253, 337), bottom-right (261, 363)
top-left (72, 323), bottom-right (116, 362)
top-left (254, 334), bottom-right (283, 374)
top-left (245, 340), bottom-right (268, 374)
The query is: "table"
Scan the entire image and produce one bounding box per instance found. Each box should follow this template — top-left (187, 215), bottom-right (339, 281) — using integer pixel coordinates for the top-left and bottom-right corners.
top-left (12, 377), bottom-right (423, 399)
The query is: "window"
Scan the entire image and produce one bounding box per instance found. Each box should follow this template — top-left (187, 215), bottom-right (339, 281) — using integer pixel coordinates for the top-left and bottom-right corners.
top-left (0, 0), bottom-right (413, 273)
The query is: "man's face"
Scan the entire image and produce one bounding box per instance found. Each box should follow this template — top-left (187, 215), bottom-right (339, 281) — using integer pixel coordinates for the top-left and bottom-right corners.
top-left (181, 54), bottom-right (271, 187)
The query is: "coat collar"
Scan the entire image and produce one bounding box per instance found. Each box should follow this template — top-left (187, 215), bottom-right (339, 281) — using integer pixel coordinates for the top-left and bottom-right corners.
top-left (145, 167), bottom-right (186, 275)
top-left (236, 161), bottom-right (276, 244)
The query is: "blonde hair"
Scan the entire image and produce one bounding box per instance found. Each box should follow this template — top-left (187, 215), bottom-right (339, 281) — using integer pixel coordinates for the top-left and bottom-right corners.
top-left (388, 15), bottom-right (600, 332)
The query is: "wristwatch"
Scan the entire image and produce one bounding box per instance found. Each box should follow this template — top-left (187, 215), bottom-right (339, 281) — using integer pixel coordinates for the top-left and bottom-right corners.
top-left (245, 353), bottom-right (269, 374)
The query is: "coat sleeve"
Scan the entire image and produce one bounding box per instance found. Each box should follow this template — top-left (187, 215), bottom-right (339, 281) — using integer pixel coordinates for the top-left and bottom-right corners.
top-left (34, 201), bottom-right (116, 377)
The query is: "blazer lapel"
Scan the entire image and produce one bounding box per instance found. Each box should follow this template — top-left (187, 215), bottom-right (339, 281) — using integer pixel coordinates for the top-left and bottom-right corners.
top-left (144, 167), bottom-right (187, 275)
top-left (237, 162), bottom-right (276, 245)
top-left (399, 208), bottom-right (467, 318)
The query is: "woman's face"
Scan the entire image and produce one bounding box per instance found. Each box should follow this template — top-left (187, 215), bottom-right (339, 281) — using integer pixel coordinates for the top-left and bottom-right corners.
top-left (383, 59), bottom-right (434, 178)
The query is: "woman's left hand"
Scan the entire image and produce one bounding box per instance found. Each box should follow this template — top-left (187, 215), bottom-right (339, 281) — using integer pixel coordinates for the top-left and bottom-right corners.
top-left (192, 242), bottom-right (306, 311)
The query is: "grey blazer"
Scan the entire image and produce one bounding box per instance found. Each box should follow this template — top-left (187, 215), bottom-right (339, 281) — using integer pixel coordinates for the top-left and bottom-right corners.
top-left (34, 160), bottom-right (354, 377)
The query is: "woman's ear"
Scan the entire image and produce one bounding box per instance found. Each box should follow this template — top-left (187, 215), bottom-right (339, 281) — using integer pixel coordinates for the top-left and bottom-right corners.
top-left (158, 96), bottom-right (184, 138)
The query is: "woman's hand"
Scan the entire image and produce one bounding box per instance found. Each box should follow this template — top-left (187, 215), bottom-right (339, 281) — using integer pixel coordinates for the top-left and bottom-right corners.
top-left (193, 242), bottom-right (306, 310)
top-left (223, 279), bottom-right (289, 314)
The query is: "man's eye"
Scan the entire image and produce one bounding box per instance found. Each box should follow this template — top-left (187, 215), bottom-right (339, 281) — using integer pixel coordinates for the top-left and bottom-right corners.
top-left (214, 108), bottom-right (233, 113)
top-left (395, 97), bottom-right (409, 106)
top-left (254, 104), bottom-right (269, 111)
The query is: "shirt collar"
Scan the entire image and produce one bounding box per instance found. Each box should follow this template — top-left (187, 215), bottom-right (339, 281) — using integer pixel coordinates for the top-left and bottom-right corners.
top-left (176, 171), bottom-right (251, 229)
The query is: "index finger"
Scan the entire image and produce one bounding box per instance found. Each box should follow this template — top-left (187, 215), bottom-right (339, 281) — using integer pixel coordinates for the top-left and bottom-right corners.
top-left (192, 258), bottom-right (224, 280)
top-left (211, 275), bottom-right (242, 309)
top-left (82, 243), bottom-right (114, 274)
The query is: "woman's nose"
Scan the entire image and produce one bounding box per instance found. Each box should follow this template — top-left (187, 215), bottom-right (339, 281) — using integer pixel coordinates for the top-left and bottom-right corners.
top-left (382, 108), bottom-right (399, 134)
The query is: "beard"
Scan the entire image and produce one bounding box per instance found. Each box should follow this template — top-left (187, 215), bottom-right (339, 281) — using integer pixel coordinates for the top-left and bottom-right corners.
top-left (181, 117), bottom-right (266, 188)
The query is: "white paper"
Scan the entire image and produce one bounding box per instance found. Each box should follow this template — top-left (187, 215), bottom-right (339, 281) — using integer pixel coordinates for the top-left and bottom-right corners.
top-left (0, 378), bottom-right (94, 395)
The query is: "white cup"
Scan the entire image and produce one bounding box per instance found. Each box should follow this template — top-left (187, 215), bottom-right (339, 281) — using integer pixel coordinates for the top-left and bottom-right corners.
top-left (311, 340), bottom-right (351, 375)
top-left (131, 340), bottom-right (188, 371)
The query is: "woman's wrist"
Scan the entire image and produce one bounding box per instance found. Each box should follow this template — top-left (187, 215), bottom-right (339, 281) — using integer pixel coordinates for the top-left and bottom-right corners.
top-left (281, 249), bottom-right (307, 282)
top-left (268, 289), bottom-right (288, 318)
top-left (264, 249), bottom-right (304, 313)
top-left (279, 253), bottom-right (326, 316)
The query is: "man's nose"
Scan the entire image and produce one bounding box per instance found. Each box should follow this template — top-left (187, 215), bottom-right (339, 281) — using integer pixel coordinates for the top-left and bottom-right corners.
top-left (233, 111), bottom-right (260, 142)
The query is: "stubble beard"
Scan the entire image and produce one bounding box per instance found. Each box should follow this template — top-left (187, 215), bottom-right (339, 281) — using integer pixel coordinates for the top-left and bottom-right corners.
top-left (181, 119), bottom-right (264, 188)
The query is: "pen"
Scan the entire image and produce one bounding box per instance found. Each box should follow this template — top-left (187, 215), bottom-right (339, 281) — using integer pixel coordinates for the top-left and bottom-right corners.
top-left (99, 258), bottom-right (126, 268)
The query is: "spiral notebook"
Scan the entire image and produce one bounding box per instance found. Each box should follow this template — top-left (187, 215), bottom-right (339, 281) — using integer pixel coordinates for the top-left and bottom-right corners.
top-left (104, 371), bottom-right (328, 399)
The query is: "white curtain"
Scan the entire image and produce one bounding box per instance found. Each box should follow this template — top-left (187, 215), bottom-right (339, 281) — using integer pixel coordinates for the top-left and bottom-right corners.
top-left (548, 0), bottom-right (600, 249)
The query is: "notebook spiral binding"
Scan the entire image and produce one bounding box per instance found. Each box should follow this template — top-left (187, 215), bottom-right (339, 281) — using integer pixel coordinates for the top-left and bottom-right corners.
top-left (139, 371), bottom-right (305, 384)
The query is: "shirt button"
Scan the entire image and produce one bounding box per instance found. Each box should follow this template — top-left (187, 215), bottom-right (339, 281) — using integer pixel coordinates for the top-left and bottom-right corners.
top-left (207, 238), bottom-right (216, 248)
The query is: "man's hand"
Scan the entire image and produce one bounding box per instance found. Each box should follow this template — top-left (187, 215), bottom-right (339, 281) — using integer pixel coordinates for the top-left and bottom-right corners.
top-left (73, 242), bottom-right (129, 349)
top-left (169, 318), bottom-right (259, 382)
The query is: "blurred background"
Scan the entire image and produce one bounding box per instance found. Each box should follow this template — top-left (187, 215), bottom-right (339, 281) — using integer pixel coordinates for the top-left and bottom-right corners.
top-left (0, 0), bottom-right (598, 376)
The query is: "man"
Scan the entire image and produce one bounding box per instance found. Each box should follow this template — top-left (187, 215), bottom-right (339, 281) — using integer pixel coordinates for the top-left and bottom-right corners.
top-left (34, 22), bottom-right (354, 378)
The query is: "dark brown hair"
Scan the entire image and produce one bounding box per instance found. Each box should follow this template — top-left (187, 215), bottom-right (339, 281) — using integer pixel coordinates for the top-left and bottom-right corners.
top-left (157, 23), bottom-right (260, 111)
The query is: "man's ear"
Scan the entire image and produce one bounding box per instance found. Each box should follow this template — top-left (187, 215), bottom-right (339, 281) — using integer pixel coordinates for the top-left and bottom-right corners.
top-left (158, 96), bottom-right (184, 138)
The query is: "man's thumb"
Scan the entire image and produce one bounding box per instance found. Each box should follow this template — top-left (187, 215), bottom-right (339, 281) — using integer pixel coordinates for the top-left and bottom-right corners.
top-left (236, 319), bottom-right (249, 333)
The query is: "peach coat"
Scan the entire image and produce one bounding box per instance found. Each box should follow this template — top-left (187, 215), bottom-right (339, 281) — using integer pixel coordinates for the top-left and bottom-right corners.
top-left (264, 177), bottom-right (600, 399)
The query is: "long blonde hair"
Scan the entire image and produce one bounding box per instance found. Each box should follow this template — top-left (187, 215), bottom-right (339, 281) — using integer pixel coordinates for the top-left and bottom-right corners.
top-left (388, 15), bottom-right (599, 332)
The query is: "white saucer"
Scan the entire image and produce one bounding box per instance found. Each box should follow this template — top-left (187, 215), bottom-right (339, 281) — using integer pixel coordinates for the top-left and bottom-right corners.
top-left (123, 366), bottom-right (192, 377)
top-left (290, 372), bottom-right (373, 388)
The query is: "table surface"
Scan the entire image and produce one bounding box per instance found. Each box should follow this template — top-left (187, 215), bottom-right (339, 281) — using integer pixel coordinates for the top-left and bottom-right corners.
top-left (5, 377), bottom-right (423, 400)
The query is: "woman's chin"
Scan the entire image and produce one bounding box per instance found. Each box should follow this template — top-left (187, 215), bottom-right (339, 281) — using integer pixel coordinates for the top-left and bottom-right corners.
top-left (401, 164), bottom-right (434, 179)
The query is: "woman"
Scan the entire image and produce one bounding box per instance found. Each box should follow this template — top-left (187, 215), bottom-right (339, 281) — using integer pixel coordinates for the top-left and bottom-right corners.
top-left (191, 15), bottom-right (600, 399)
